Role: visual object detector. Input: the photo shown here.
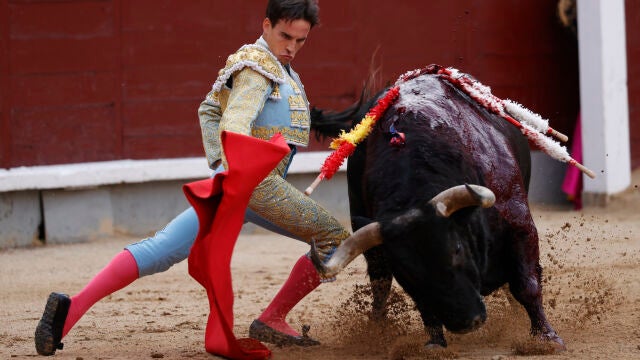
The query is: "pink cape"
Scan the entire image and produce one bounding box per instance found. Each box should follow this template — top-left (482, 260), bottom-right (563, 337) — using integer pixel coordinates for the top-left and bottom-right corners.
top-left (561, 114), bottom-right (583, 209)
top-left (183, 131), bottom-right (290, 359)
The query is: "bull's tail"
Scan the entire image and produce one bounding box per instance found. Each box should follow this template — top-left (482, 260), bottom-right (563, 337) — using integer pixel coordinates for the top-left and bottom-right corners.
top-left (310, 88), bottom-right (382, 141)
top-left (309, 106), bottom-right (357, 140)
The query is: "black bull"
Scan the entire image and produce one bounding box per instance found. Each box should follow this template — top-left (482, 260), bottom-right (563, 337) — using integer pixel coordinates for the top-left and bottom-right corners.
top-left (310, 69), bottom-right (565, 350)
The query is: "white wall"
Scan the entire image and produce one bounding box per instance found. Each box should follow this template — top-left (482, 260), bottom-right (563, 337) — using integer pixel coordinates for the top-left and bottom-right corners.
top-left (578, 0), bottom-right (631, 199)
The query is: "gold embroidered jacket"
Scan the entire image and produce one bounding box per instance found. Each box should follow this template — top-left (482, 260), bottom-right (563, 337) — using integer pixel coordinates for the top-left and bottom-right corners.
top-left (198, 37), bottom-right (311, 169)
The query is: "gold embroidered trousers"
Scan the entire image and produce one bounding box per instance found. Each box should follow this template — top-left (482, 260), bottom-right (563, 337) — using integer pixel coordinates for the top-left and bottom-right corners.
top-left (247, 151), bottom-right (350, 265)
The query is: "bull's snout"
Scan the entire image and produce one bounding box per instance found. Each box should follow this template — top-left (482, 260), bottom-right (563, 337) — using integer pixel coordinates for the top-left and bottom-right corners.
top-left (447, 313), bottom-right (486, 334)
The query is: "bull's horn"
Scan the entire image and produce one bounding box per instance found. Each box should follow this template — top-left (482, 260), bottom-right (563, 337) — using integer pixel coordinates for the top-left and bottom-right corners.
top-left (428, 184), bottom-right (496, 218)
top-left (310, 222), bottom-right (383, 279)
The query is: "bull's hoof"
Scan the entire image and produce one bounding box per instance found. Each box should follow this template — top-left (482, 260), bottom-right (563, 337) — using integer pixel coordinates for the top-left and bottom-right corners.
top-left (541, 332), bottom-right (566, 352)
top-left (513, 333), bottom-right (566, 355)
top-left (424, 342), bottom-right (446, 349)
top-left (425, 335), bottom-right (447, 349)
top-left (424, 325), bottom-right (447, 348)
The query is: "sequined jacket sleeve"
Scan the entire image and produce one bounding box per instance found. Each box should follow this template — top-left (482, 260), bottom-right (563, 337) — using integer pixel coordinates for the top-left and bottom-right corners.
top-left (218, 67), bottom-right (272, 166)
top-left (198, 90), bottom-right (223, 169)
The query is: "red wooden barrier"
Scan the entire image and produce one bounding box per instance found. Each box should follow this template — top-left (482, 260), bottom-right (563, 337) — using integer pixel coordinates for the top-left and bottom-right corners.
top-left (0, 0), bottom-right (637, 169)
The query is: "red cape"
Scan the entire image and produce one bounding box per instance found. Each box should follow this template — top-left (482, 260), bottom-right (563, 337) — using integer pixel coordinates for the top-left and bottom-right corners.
top-left (183, 131), bottom-right (290, 359)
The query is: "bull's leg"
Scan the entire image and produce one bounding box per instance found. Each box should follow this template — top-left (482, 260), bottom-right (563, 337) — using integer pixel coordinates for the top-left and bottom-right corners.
top-left (415, 302), bottom-right (447, 348)
top-left (363, 246), bottom-right (393, 320)
top-left (425, 325), bottom-right (447, 348)
top-left (508, 228), bottom-right (566, 351)
top-left (509, 266), bottom-right (565, 348)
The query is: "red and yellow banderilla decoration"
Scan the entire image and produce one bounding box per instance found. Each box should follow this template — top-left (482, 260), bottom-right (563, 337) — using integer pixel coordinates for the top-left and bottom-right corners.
top-left (304, 86), bottom-right (400, 195)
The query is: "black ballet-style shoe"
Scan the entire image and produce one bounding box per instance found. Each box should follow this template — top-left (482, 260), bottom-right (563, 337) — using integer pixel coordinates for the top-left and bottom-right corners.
top-left (34, 292), bottom-right (71, 356)
top-left (249, 319), bottom-right (320, 347)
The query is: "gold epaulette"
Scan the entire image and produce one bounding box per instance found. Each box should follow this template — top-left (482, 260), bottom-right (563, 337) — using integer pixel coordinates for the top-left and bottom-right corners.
top-left (208, 45), bottom-right (287, 105)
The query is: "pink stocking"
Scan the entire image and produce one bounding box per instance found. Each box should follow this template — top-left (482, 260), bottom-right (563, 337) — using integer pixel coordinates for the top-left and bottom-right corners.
top-left (258, 255), bottom-right (321, 336)
top-left (62, 250), bottom-right (139, 337)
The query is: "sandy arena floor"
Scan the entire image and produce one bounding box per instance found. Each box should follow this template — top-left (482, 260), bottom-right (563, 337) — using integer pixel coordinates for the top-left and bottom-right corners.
top-left (1, 173), bottom-right (639, 360)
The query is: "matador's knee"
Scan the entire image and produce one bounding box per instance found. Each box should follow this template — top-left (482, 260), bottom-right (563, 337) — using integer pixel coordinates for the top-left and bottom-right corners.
top-left (248, 170), bottom-right (350, 267)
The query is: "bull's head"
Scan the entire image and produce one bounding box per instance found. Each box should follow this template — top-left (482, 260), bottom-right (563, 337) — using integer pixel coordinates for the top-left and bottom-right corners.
top-left (311, 184), bottom-right (495, 334)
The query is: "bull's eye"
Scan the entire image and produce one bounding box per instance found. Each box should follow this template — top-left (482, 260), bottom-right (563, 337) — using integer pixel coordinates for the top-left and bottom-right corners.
top-left (451, 242), bottom-right (464, 267)
top-left (455, 242), bottom-right (463, 255)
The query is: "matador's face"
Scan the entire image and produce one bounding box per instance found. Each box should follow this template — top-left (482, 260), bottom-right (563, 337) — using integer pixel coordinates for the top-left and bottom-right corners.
top-left (262, 18), bottom-right (311, 66)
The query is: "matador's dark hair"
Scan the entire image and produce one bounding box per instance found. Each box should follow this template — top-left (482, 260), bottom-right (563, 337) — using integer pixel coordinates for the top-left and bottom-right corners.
top-left (266, 0), bottom-right (320, 28)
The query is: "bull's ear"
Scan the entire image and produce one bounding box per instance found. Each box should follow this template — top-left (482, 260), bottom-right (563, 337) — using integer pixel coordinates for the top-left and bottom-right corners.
top-left (351, 215), bottom-right (375, 231)
top-left (390, 208), bottom-right (425, 226)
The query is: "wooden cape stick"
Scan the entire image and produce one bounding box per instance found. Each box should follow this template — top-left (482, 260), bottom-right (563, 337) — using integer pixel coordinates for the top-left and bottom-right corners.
top-left (305, 86), bottom-right (401, 195)
top-left (305, 174), bottom-right (323, 196)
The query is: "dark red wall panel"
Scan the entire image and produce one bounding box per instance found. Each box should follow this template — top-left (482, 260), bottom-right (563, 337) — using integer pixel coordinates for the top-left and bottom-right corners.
top-left (11, 105), bottom-right (118, 164)
top-left (1, 0), bottom-right (637, 169)
top-left (122, 133), bottom-right (203, 160)
top-left (6, 0), bottom-right (121, 166)
top-left (122, 64), bottom-right (212, 100)
top-left (9, 1), bottom-right (117, 75)
top-left (1, 1), bottom-right (10, 168)
top-left (122, 100), bottom-right (199, 137)
top-left (627, 0), bottom-right (640, 168)
top-left (10, 1), bottom-right (114, 37)
top-left (11, 72), bottom-right (116, 108)
top-left (11, 37), bottom-right (119, 74)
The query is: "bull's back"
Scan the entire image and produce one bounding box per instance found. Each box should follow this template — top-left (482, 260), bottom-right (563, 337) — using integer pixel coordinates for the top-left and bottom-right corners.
top-left (360, 74), bottom-right (531, 220)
